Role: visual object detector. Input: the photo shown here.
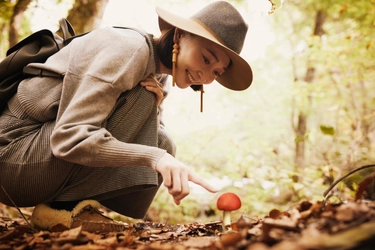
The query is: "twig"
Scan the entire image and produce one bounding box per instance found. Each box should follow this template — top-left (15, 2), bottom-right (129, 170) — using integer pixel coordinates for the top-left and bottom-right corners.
top-left (323, 164), bottom-right (375, 201)
top-left (1, 185), bottom-right (35, 230)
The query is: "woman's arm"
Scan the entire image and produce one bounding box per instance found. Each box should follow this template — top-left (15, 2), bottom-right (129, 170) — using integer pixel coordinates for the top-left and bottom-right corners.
top-left (50, 28), bottom-right (165, 169)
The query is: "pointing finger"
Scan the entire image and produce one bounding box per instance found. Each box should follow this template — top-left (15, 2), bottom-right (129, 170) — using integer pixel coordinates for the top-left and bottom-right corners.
top-left (188, 172), bottom-right (218, 193)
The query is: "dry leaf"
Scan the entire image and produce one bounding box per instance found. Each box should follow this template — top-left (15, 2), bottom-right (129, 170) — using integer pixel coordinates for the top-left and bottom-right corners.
top-left (299, 220), bottom-right (375, 249)
top-left (219, 231), bottom-right (242, 247)
top-left (1, 199), bottom-right (375, 250)
top-left (356, 172), bottom-right (375, 200)
top-left (182, 236), bottom-right (216, 248)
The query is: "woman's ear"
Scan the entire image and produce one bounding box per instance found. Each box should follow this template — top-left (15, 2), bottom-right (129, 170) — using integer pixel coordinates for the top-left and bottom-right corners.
top-left (173, 28), bottom-right (179, 44)
top-left (173, 28), bottom-right (185, 44)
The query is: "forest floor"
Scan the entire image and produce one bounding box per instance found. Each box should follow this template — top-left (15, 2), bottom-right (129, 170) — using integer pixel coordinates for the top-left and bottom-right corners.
top-left (1, 198), bottom-right (375, 250)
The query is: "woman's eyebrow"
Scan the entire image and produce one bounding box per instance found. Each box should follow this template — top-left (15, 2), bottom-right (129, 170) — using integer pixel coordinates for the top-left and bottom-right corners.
top-left (207, 48), bottom-right (219, 63)
top-left (207, 48), bottom-right (228, 70)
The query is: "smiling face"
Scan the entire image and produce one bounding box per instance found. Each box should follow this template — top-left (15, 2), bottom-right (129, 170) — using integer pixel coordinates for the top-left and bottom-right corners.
top-left (174, 32), bottom-right (231, 89)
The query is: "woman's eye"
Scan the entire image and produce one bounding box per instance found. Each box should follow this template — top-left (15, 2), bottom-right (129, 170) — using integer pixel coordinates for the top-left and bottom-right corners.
top-left (214, 71), bottom-right (221, 77)
top-left (203, 56), bottom-right (210, 64)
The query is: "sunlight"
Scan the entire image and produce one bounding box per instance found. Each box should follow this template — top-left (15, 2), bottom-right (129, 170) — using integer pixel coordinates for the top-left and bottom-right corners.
top-left (28, 0), bottom-right (73, 32)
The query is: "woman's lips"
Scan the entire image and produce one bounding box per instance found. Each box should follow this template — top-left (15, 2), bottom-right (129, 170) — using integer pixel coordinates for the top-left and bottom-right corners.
top-left (186, 70), bottom-right (200, 84)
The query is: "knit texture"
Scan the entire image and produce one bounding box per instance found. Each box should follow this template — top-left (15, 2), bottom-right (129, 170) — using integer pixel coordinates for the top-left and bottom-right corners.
top-left (0, 27), bottom-right (175, 218)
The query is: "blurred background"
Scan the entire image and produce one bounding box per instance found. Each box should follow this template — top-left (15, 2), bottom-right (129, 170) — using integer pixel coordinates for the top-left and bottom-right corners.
top-left (1, 0), bottom-right (375, 224)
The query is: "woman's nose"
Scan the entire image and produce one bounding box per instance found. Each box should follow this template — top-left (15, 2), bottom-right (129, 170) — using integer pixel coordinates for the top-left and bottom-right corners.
top-left (198, 71), bottom-right (215, 84)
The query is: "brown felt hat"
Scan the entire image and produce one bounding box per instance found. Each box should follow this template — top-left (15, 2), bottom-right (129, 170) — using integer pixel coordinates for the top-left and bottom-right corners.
top-left (156, 1), bottom-right (253, 91)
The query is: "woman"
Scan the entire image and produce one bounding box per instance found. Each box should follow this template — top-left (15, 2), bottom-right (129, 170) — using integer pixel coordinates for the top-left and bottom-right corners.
top-left (0, 1), bottom-right (253, 231)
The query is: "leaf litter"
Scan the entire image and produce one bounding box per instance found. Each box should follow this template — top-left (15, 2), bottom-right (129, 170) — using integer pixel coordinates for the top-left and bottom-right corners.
top-left (1, 198), bottom-right (375, 249)
top-left (1, 166), bottom-right (375, 249)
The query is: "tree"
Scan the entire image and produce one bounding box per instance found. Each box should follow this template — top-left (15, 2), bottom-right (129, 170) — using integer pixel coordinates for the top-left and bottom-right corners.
top-left (0, 0), bottom-right (32, 51)
top-left (0, 0), bottom-right (110, 56)
top-left (294, 10), bottom-right (326, 170)
top-left (65, 0), bottom-right (109, 35)
top-left (8, 0), bottom-right (32, 47)
top-left (286, 0), bottom-right (375, 170)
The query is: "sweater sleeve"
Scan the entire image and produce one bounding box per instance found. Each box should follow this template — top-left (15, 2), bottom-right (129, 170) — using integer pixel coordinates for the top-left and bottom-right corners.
top-left (50, 27), bottom-right (165, 168)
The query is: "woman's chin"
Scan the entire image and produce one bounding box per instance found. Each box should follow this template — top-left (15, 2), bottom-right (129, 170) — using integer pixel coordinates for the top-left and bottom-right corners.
top-left (176, 82), bottom-right (190, 89)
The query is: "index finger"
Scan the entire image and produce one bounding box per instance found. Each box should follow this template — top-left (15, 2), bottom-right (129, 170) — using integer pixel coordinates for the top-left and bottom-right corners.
top-left (188, 172), bottom-right (218, 193)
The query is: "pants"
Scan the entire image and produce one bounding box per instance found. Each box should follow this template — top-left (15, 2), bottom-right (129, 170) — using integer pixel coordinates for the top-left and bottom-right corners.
top-left (0, 84), bottom-right (175, 218)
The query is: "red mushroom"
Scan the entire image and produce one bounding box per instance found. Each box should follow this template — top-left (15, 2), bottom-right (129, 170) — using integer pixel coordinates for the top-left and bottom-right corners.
top-left (216, 192), bottom-right (242, 229)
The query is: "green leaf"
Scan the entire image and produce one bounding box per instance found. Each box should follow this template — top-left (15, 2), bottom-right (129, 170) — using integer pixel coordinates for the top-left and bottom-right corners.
top-left (295, 134), bottom-right (308, 143)
top-left (319, 125), bottom-right (335, 136)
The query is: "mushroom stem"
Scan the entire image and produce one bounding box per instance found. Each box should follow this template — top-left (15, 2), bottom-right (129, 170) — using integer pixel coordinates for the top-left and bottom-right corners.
top-left (222, 210), bottom-right (231, 228)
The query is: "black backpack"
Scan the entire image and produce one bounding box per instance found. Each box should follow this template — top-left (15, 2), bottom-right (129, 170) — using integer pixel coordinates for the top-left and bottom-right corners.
top-left (0, 18), bottom-right (79, 114)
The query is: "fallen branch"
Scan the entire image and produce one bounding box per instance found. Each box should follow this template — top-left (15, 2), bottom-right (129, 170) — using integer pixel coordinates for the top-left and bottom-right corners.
top-left (1, 185), bottom-right (36, 231)
top-left (323, 164), bottom-right (375, 203)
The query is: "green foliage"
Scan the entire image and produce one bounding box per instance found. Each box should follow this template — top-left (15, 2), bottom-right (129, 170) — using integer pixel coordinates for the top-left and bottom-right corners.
top-left (0, 0), bottom-right (13, 57)
top-left (0, 0), bottom-right (74, 58)
top-left (320, 125), bottom-right (335, 136)
top-left (155, 0), bottom-right (375, 223)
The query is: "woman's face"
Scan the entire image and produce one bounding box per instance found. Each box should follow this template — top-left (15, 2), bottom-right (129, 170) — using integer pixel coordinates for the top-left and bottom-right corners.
top-left (174, 32), bottom-right (231, 89)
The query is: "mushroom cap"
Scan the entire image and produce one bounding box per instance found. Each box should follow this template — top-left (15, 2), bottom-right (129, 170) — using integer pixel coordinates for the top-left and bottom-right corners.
top-left (216, 192), bottom-right (242, 211)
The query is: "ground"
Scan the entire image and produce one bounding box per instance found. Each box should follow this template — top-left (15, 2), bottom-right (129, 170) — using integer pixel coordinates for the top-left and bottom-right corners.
top-left (1, 199), bottom-right (375, 250)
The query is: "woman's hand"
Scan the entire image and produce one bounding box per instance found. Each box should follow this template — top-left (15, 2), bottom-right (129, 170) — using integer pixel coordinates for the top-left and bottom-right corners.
top-left (140, 75), bottom-right (164, 106)
top-left (155, 153), bottom-right (218, 205)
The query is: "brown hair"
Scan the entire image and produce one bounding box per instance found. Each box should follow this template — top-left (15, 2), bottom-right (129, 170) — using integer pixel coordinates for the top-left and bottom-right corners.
top-left (156, 28), bottom-right (175, 70)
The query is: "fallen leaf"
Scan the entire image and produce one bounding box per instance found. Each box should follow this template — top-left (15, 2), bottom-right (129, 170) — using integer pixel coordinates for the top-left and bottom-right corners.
top-left (54, 226), bottom-right (90, 245)
top-left (298, 220), bottom-right (375, 249)
top-left (182, 236), bottom-right (216, 248)
top-left (219, 231), bottom-right (243, 247)
top-left (356, 172), bottom-right (375, 200)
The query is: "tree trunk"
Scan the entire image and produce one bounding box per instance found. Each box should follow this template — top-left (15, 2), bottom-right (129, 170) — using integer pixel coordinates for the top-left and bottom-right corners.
top-left (294, 10), bottom-right (326, 170)
top-left (65, 0), bottom-right (109, 35)
top-left (8, 0), bottom-right (32, 47)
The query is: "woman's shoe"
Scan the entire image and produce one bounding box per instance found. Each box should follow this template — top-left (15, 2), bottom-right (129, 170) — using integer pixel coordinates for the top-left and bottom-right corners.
top-left (30, 200), bottom-right (127, 233)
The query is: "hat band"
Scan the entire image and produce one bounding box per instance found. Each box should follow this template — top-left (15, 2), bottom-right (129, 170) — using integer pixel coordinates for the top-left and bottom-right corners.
top-left (190, 18), bottom-right (226, 48)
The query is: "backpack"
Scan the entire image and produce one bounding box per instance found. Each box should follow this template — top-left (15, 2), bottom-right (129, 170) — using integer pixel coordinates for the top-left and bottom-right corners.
top-left (0, 18), bottom-right (80, 114)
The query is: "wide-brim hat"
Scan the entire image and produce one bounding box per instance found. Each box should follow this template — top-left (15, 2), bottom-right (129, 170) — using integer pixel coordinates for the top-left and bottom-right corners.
top-left (156, 1), bottom-right (253, 91)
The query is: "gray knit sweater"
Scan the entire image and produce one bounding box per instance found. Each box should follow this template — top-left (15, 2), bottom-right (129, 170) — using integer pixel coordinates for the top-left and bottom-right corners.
top-left (19, 27), bottom-right (166, 169)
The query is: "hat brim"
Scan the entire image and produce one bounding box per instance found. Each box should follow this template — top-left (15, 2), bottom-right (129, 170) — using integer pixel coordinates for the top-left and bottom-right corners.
top-left (156, 6), bottom-right (253, 91)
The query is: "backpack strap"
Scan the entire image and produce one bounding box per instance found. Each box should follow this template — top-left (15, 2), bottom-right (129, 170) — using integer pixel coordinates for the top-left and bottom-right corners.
top-left (22, 19), bottom-right (79, 78)
top-left (23, 26), bottom-right (148, 78)
top-left (59, 18), bottom-right (76, 40)
top-left (23, 66), bottom-right (63, 78)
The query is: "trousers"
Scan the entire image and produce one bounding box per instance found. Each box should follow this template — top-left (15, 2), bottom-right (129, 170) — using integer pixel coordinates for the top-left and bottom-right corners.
top-left (0, 84), bottom-right (175, 218)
